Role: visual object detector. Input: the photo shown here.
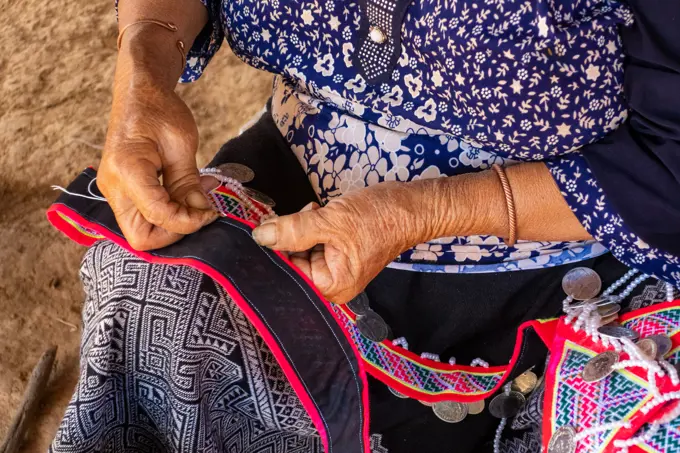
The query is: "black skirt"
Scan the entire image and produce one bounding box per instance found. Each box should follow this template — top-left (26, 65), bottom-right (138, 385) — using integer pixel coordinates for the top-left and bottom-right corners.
top-left (51, 107), bottom-right (666, 453)
top-left (207, 107), bottom-right (637, 453)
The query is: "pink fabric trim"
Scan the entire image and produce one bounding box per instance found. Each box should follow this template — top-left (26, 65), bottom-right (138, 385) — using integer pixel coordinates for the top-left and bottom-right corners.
top-left (336, 302), bottom-right (559, 402)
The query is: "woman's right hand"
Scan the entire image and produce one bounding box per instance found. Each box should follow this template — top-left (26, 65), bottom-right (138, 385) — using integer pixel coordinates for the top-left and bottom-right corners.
top-left (97, 27), bottom-right (217, 251)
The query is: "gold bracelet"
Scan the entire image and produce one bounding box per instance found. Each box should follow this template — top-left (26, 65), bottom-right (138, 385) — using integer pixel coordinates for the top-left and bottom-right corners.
top-left (491, 164), bottom-right (517, 247)
top-left (117, 19), bottom-right (186, 69)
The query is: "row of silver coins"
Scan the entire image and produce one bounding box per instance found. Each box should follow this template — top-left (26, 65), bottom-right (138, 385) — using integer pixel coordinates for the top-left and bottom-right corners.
top-left (387, 369), bottom-right (541, 423)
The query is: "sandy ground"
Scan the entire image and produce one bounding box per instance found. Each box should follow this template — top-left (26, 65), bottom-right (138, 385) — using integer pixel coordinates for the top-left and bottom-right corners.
top-left (0, 0), bottom-right (272, 450)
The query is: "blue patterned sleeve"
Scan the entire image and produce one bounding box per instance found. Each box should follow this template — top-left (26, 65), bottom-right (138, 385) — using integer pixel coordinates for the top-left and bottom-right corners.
top-left (180, 0), bottom-right (225, 82)
top-left (546, 154), bottom-right (680, 286)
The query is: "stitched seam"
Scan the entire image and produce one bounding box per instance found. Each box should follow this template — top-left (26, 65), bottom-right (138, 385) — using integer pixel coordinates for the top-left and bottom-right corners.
top-left (64, 205), bottom-right (334, 452)
top-left (223, 219), bottom-right (365, 453)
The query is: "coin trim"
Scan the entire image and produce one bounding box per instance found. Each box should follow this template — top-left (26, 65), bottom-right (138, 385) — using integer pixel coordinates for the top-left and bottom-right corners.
top-left (562, 267), bottom-right (602, 300)
top-left (217, 163), bottom-right (255, 183)
top-left (488, 391), bottom-right (526, 419)
top-left (432, 401), bottom-right (468, 423)
top-left (548, 425), bottom-right (576, 453)
top-left (581, 351), bottom-right (619, 383)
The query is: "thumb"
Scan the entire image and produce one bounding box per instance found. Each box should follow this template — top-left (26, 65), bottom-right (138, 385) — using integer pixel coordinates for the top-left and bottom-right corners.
top-left (162, 155), bottom-right (212, 211)
top-left (252, 209), bottom-right (327, 252)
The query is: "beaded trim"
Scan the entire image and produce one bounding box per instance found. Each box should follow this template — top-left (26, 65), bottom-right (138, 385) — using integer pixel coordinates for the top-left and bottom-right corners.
top-left (556, 274), bottom-right (680, 452)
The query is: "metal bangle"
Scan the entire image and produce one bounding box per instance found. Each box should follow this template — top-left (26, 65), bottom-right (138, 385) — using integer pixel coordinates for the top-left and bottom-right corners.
top-left (117, 19), bottom-right (186, 69)
top-left (491, 164), bottom-right (517, 247)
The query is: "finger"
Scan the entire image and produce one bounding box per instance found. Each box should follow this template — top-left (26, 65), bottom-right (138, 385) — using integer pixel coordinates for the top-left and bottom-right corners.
top-left (200, 174), bottom-right (221, 193)
top-left (123, 157), bottom-right (217, 235)
top-left (162, 155), bottom-right (212, 211)
top-left (289, 250), bottom-right (312, 278)
top-left (251, 210), bottom-right (328, 252)
top-left (301, 201), bottom-right (321, 212)
top-left (308, 245), bottom-right (336, 300)
top-left (109, 195), bottom-right (185, 250)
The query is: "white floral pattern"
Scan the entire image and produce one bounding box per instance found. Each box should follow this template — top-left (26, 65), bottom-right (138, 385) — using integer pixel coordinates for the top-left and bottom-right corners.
top-left (175, 0), bottom-right (679, 284)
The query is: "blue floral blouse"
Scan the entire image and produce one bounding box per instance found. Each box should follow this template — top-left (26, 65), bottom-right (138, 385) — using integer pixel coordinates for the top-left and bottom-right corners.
top-left (177, 0), bottom-right (680, 285)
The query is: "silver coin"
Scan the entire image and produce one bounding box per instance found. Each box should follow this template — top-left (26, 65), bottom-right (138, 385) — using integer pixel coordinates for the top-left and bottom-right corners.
top-left (598, 325), bottom-right (639, 341)
top-left (511, 370), bottom-right (538, 395)
top-left (562, 267), bottom-right (602, 300)
top-left (597, 303), bottom-right (621, 318)
top-left (388, 386), bottom-right (409, 399)
top-left (467, 399), bottom-right (485, 415)
top-left (356, 310), bottom-right (389, 342)
top-left (488, 391), bottom-right (526, 419)
top-left (647, 334), bottom-right (673, 359)
top-left (636, 338), bottom-right (659, 361)
top-left (419, 400), bottom-right (433, 407)
top-left (243, 187), bottom-right (276, 207)
top-left (347, 292), bottom-right (371, 316)
top-left (217, 163), bottom-right (255, 183)
top-left (599, 313), bottom-right (619, 326)
top-left (548, 426), bottom-right (576, 453)
top-left (581, 351), bottom-right (619, 383)
top-left (432, 401), bottom-right (468, 423)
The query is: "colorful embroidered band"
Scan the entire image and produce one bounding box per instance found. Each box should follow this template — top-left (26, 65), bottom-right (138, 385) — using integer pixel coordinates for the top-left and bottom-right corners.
top-left (492, 164), bottom-right (517, 247)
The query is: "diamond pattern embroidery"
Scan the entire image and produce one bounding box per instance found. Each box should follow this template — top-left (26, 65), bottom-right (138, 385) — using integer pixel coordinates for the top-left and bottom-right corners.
top-left (553, 343), bottom-right (650, 453)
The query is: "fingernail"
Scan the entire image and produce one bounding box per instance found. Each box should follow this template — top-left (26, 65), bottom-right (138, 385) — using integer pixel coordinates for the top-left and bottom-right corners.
top-left (252, 222), bottom-right (277, 246)
top-left (186, 190), bottom-right (211, 210)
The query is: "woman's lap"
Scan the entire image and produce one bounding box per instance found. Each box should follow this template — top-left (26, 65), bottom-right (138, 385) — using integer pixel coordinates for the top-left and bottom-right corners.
top-left (52, 109), bottom-right (655, 452)
top-left (50, 240), bottom-right (320, 453)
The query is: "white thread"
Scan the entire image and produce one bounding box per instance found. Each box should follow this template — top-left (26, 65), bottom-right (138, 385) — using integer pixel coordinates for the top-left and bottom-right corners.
top-left (52, 179), bottom-right (107, 202)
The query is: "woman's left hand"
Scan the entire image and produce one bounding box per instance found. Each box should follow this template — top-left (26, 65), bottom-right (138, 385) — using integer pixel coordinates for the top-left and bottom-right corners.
top-left (252, 181), bottom-right (439, 304)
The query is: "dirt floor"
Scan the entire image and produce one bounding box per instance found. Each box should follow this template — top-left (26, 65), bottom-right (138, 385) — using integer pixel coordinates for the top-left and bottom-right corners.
top-left (0, 0), bottom-right (272, 449)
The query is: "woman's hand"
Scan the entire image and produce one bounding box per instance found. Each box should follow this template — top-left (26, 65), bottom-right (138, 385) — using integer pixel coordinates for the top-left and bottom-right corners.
top-left (252, 181), bottom-right (438, 304)
top-left (251, 163), bottom-right (592, 304)
top-left (97, 27), bottom-right (217, 251)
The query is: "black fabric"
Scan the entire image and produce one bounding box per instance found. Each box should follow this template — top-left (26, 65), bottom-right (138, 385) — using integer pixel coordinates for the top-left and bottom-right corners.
top-left (352, 0), bottom-right (412, 84)
top-left (206, 110), bottom-right (635, 453)
top-left (56, 109), bottom-right (647, 453)
top-left (365, 254), bottom-right (628, 453)
top-left (581, 0), bottom-right (680, 255)
top-left (53, 169), bottom-right (367, 453)
top-left (208, 106), bottom-right (319, 217)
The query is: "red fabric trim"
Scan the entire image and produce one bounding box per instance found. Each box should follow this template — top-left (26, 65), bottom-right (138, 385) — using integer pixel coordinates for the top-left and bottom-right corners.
top-left (342, 300), bottom-right (557, 401)
top-left (46, 208), bottom-right (98, 247)
top-left (47, 203), bottom-right (372, 453)
top-left (541, 315), bottom-right (680, 453)
top-left (619, 299), bottom-right (680, 321)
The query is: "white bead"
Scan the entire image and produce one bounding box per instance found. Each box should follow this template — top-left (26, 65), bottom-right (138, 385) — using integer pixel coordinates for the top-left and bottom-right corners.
top-left (369, 25), bottom-right (387, 44)
top-left (421, 352), bottom-right (440, 362)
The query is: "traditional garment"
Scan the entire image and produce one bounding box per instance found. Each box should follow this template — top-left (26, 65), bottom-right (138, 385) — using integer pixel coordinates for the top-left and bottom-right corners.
top-left (174, 0), bottom-right (680, 281)
top-left (49, 0), bottom-right (680, 450)
top-left (47, 161), bottom-right (680, 453)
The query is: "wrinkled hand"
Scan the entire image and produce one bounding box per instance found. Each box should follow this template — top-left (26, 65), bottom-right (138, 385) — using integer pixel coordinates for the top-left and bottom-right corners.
top-left (97, 78), bottom-right (217, 251)
top-left (252, 182), bottom-right (430, 304)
